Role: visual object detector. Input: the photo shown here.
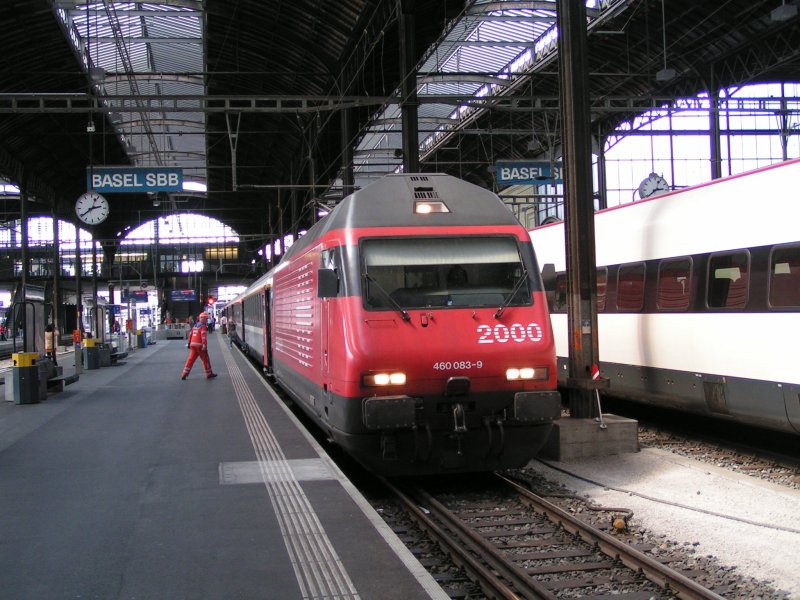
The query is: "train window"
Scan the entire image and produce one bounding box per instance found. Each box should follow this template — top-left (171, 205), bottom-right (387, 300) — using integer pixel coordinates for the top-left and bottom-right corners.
top-left (321, 249), bottom-right (336, 270)
top-left (616, 263), bottom-right (645, 311)
top-left (554, 273), bottom-right (567, 312)
top-left (361, 236), bottom-right (530, 310)
top-left (769, 244), bottom-right (800, 308)
top-left (596, 268), bottom-right (607, 312)
top-left (551, 269), bottom-right (605, 312)
top-left (657, 258), bottom-right (692, 311)
top-left (707, 252), bottom-right (749, 309)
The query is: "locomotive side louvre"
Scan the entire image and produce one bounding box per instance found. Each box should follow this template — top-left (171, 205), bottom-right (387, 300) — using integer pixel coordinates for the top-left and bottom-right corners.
top-left (261, 174), bottom-right (562, 475)
top-left (531, 158), bottom-right (800, 435)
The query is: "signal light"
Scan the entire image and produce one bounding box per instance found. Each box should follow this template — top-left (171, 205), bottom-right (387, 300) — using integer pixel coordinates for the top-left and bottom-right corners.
top-left (207, 296), bottom-right (216, 305)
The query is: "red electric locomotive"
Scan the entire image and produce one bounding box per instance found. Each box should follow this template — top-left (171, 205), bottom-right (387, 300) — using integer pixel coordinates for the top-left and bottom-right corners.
top-left (230, 173), bottom-right (561, 476)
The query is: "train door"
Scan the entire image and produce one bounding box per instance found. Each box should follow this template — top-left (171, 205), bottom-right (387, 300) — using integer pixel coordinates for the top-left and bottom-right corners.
top-left (259, 287), bottom-right (272, 375)
top-left (319, 249), bottom-right (339, 414)
top-left (264, 286), bottom-right (273, 375)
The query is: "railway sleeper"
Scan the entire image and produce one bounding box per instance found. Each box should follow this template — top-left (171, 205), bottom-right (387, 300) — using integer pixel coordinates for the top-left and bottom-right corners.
top-left (542, 573), bottom-right (641, 591)
top-left (523, 560), bottom-right (616, 575)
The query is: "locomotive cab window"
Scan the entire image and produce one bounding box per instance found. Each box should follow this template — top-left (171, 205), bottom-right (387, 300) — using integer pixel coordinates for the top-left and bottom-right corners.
top-left (361, 236), bottom-right (531, 310)
top-left (707, 251), bottom-right (749, 309)
top-left (769, 244), bottom-right (800, 308)
top-left (318, 248), bottom-right (341, 298)
top-left (657, 258), bottom-right (692, 311)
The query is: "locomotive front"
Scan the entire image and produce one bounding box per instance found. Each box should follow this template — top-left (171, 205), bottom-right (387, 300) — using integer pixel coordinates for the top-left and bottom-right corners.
top-left (318, 178), bottom-right (561, 475)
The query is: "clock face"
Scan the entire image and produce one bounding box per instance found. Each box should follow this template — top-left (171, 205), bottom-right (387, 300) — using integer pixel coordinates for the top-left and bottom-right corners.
top-left (638, 173), bottom-right (669, 199)
top-left (75, 191), bottom-right (109, 225)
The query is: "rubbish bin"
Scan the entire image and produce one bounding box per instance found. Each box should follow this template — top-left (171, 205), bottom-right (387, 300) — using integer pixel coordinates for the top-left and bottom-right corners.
top-left (12, 352), bottom-right (40, 405)
top-left (98, 343), bottom-right (112, 367)
top-left (83, 337), bottom-right (100, 370)
top-left (136, 330), bottom-right (148, 348)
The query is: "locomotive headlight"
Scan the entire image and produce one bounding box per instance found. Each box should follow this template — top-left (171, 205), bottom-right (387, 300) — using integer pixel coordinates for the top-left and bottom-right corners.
top-left (363, 372), bottom-right (407, 386)
top-left (389, 372), bottom-right (407, 385)
top-left (506, 367), bottom-right (548, 381)
top-left (414, 200), bottom-right (450, 214)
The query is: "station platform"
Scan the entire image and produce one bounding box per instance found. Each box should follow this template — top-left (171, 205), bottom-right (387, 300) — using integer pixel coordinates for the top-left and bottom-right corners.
top-left (0, 334), bottom-right (448, 600)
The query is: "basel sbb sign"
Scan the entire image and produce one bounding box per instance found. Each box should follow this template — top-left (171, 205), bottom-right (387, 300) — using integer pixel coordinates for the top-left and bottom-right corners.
top-left (495, 161), bottom-right (563, 185)
top-left (87, 166), bottom-right (183, 193)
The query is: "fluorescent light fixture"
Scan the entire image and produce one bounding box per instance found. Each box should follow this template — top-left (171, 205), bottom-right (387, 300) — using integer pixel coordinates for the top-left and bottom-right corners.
top-left (182, 180), bottom-right (207, 193)
top-left (656, 68), bottom-right (677, 82)
top-left (771, 3), bottom-right (797, 21)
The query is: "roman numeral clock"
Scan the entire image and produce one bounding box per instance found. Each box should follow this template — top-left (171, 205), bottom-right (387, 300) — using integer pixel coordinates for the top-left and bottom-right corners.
top-left (75, 191), bottom-right (109, 225)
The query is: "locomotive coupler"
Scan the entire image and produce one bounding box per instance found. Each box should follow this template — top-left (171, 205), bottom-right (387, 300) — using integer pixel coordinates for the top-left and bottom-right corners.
top-left (411, 424), bottom-right (433, 463)
top-left (380, 432), bottom-right (398, 461)
top-left (452, 403), bottom-right (467, 433)
top-left (482, 417), bottom-right (506, 458)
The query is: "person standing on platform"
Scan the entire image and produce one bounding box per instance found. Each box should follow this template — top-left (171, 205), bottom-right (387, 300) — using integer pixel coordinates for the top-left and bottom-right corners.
top-left (181, 312), bottom-right (217, 380)
top-left (226, 318), bottom-right (236, 348)
top-left (220, 314), bottom-right (227, 335)
top-left (45, 323), bottom-right (57, 366)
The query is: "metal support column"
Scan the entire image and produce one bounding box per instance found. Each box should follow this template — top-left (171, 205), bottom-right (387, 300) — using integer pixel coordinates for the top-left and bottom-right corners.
top-left (75, 219), bottom-right (84, 373)
top-left (92, 236), bottom-right (99, 336)
top-left (399, 0), bottom-right (419, 173)
top-left (557, 0), bottom-right (604, 418)
top-left (709, 94), bottom-right (722, 180)
top-left (307, 119), bottom-right (317, 224)
top-left (341, 107), bottom-right (354, 198)
top-left (595, 132), bottom-right (608, 210)
top-left (20, 178), bottom-right (28, 291)
top-left (52, 208), bottom-right (62, 339)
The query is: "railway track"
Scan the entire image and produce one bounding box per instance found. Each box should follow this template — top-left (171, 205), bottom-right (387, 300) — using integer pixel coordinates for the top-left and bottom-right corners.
top-left (382, 473), bottom-right (725, 599)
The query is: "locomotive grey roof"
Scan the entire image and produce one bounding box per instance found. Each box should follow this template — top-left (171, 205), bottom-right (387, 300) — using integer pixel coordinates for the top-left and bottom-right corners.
top-left (283, 173), bottom-right (522, 261)
top-left (0, 0), bottom-right (798, 257)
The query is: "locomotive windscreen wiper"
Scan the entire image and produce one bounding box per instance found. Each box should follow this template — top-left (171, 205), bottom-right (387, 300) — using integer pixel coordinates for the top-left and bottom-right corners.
top-left (364, 273), bottom-right (411, 321)
top-left (494, 265), bottom-right (529, 319)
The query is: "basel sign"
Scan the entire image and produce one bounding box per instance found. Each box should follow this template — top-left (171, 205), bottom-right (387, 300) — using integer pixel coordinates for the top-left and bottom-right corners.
top-left (495, 161), bottom-right (562, 186)
top-left (87, 166), bottom-right (183, 193)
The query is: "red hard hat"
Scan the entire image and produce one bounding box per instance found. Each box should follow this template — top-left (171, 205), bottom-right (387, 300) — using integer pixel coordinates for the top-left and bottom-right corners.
top-left (198, 312), bottom-right (209, 319)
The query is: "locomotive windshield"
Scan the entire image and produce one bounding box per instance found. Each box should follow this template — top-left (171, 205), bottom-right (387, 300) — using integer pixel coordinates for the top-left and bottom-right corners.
top-left (361, 236), bottom-right (531, 310)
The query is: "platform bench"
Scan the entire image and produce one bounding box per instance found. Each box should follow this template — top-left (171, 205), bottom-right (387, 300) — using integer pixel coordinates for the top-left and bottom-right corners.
top-left (47, 373), bottom-right (79, 393)
top-left (110, 351), bottom-right (128, 364)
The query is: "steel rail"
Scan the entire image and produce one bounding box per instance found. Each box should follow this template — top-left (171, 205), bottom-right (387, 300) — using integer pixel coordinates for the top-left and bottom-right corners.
top-left (383, 478), bottom-right (537, 600)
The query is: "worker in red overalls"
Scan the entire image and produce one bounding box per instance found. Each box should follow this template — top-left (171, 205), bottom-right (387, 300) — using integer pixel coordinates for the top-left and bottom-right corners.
top-left (181, 312), bottom-right (218, 380)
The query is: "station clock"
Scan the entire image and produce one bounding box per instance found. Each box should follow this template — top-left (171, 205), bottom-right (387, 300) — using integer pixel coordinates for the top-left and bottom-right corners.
top-left (75, 191), bottom-right (109, 225)
top-left (637, 173), bottom-right (670, 199)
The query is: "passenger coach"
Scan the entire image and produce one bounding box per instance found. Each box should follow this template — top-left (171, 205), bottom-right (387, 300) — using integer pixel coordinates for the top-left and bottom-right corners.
top-left (531, 159), bottom-right (800, 435)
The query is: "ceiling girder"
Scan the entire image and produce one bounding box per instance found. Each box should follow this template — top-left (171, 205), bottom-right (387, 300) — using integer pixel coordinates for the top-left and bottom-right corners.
top-left (4, 93), bottom-right (798, 115)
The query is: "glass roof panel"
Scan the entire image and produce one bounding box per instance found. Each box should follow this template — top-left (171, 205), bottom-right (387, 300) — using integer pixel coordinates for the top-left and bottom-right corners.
top-left (351, 0), bottom-right (623, 189)
top-left (55, 1), bottom-right (206, 190)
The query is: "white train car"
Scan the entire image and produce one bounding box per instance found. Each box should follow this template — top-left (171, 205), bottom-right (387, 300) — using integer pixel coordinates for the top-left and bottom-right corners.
top-left (530, 158), bottom-right (800, 434)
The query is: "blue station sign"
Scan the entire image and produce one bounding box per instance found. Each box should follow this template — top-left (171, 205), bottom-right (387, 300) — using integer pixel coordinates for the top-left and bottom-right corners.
top-left (124, 289), bottom-right (150, 303)
top-left (87, 166), bottom-right (183, 193)
top-left (495, 160), bottom-right (563, 186)
top-left (170, 289), bottom-right (197, 302)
